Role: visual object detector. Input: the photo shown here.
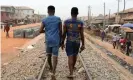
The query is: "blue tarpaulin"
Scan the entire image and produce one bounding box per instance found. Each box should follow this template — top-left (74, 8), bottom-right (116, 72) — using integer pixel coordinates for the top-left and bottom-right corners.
top-left (122, 23), bottom-right (133, 28)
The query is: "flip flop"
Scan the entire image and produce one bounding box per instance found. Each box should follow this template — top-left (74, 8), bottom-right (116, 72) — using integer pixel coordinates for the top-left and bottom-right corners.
top-left (74, 67), bottom-right (77, 71)
top-left (48, 72), bottom-right (54, 76)
top-left (67, 75), bottom-right (75, 78)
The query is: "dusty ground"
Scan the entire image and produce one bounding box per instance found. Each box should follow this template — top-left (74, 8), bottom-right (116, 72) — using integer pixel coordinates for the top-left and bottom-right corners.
top-left (84, 29), bottom-right (133, 65)
top-left (2, 33), bottom-right (132, 80)
top-left (1, 23), bottom-right (41, 64)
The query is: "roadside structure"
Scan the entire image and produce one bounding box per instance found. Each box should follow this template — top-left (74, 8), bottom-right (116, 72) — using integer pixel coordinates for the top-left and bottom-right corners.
top-left (1, 5), bottom-right (15, 22)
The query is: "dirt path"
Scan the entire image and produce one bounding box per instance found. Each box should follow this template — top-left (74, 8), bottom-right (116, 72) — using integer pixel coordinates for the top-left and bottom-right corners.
top-left (84, 30), bottom-right (133, 65)
top-left (1, 23), bottom-right (41, 64)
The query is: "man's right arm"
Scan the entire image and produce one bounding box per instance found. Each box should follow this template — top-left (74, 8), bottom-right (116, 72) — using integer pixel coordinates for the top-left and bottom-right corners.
top-left (39, 23), bottom-right (45, 33)
top-left (80, 22), bottom-right (85, 52)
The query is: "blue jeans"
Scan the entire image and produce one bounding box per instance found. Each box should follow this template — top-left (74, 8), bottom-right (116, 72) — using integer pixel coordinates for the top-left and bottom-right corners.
top-left (46, 46), bottom-right (59, 56)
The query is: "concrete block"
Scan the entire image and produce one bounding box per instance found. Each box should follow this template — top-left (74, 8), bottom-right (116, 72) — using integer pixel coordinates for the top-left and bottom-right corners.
top-left (13, 29), bottom-right (25, 38)
top-left (13, 26), bottom-right (40, 38)
top-left (25, 29), bottom-right (36, 38)
top-left (34, 29), bottom-right (40, 36)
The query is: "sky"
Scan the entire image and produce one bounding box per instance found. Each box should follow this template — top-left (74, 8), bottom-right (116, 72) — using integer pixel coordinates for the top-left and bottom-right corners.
top-left (1, 0), bottom-right (133, 19)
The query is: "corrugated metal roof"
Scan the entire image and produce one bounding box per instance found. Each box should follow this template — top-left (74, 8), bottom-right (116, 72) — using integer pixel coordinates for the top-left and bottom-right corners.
top-left (91, 20), bottom-right (103, 24)
top-left (121, 27), bottom-right (133, 32)
top-left (0, 10), bottom-right (13, 13)
top-left (119, 8), bottom-right (133, 13)
top-left (123, 15), bottom-right (133, 20)
top-left (105, 14), bottom-right (116, 19)
top-left (1, 5), bottom-right (33, 10)
top-left (95, 14), bottom-right (104, 20)
top-left (1, 5), bottom-right (13, 7)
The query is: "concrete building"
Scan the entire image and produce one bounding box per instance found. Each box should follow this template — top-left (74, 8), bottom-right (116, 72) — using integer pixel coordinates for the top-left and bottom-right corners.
top-left (14, 6), bottom-right (34, 20)
top-left (91, 14), bottom-right (104, 27)
top-left (1, 5), bottom-right (15, 22)
top-left (118, 8), bottom-right (133, 24)
top-left (1, 10), bottom-right (10, 22)
top-left (106, 8), bottom-right (133, 24)
top-left (1, 5), bottom-right (47, 24)
top-left (105, 14), bottom-right (116, 25)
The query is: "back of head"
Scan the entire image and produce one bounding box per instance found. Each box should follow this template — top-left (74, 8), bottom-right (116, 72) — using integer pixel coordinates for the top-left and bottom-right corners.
top-left (48, 5), bottom-right (55, 15)
top-left (71, 7), bottom-right (78, 16)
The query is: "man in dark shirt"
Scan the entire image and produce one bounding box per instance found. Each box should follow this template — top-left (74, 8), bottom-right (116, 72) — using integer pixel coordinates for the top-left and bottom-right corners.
top-left (4, 22), bottom-right (10, 38)
top-left (61, 7), bottom-right (85, 78)
top-left (126, 38), bottom-right (132, 56)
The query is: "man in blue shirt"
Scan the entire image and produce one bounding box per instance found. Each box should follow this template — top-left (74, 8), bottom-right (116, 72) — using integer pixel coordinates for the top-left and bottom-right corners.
top-left (39, 5), bottom-right (62, 76)
top-left (62, 7), bottom-right (85, 78)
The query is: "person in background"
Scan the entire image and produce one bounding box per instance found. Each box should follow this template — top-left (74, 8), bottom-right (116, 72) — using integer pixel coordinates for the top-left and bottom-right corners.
top-left (112, 34), bottom-right (117, 49)
top-left (119, 37), bottom-right (125, 51)
top-left (39, 5), bottom-right (62, 76)
top-left (61, 7), bottom-right (85, 78)
top-left (123, 37), bottom-right (127, 51)
top-left (4, 22), bottom-right (10, 38)
top-left (126, 38), bottom-right (132, 56)
top-left (116, 34), bottom-right (121, 49)
top-left (101, 30), bottom-right (106, 41)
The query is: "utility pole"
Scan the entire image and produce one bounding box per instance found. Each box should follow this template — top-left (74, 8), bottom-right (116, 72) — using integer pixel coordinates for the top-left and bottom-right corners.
top-left (38, 11), bottom-right (39, 22)
top-left (120, 0), bottom-right (126, 23)
top-left (108, 9), bottom-right (111, 25)
top-left (117, 0), bottom-right (120, 24)
top-left (123, 0), bottom-right (126, 12)
top-left (88, 6), bottom-right (91, 25)
top-left (103, 2), bottom-right (106, 29)
top-left (90, 6), bottom-right (91, 25)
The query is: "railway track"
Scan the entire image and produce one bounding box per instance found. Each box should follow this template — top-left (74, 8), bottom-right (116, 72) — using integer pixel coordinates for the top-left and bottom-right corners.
top-left (78, 53), bottom-right (93, 80)
top-left (36, 51), bottom-right (88, 80)
top-left (37, 54), bottom-right (92, 80)
top-left (36, 33), bottom-right (132, 80)
top-left (37, 57), bottom-right (48, 80)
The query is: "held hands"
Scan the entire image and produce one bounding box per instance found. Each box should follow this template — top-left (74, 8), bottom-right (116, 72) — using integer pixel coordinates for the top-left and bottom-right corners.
top-left (61, 44), bottom-right (65, 50)
top-left (61, 44), bottom-right (85, 53)
top-left (79, 45), bottom-right (85, 53)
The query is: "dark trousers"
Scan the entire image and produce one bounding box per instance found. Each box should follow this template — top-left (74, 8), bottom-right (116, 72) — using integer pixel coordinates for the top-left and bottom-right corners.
top-left (126, 47), bottom-right (130, 56)
top-left (113, 41), bottom-right (117, 49)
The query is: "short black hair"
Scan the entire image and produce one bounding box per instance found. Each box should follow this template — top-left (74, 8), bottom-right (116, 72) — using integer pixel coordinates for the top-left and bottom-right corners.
top-left (48, 5), bottom-right (55, 11)
top-left (71, 7), bottom-right (78, 15)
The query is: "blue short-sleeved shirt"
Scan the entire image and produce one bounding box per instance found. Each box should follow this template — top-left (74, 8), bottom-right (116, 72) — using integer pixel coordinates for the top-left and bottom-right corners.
top-left (64, 19), bottom-right (83, 43)
top-left (42, 16), bottom-right (61, 47)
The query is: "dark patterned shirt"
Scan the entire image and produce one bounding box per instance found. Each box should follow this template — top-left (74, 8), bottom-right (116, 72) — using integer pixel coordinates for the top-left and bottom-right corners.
top-left (64, 19), bottom-right (83, 43)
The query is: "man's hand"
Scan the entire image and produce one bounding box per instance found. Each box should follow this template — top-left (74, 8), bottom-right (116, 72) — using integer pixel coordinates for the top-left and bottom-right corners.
top-left (79, 45), bottom-right (85, 53)
top-left (61, 44), bottom-right (65, 50)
